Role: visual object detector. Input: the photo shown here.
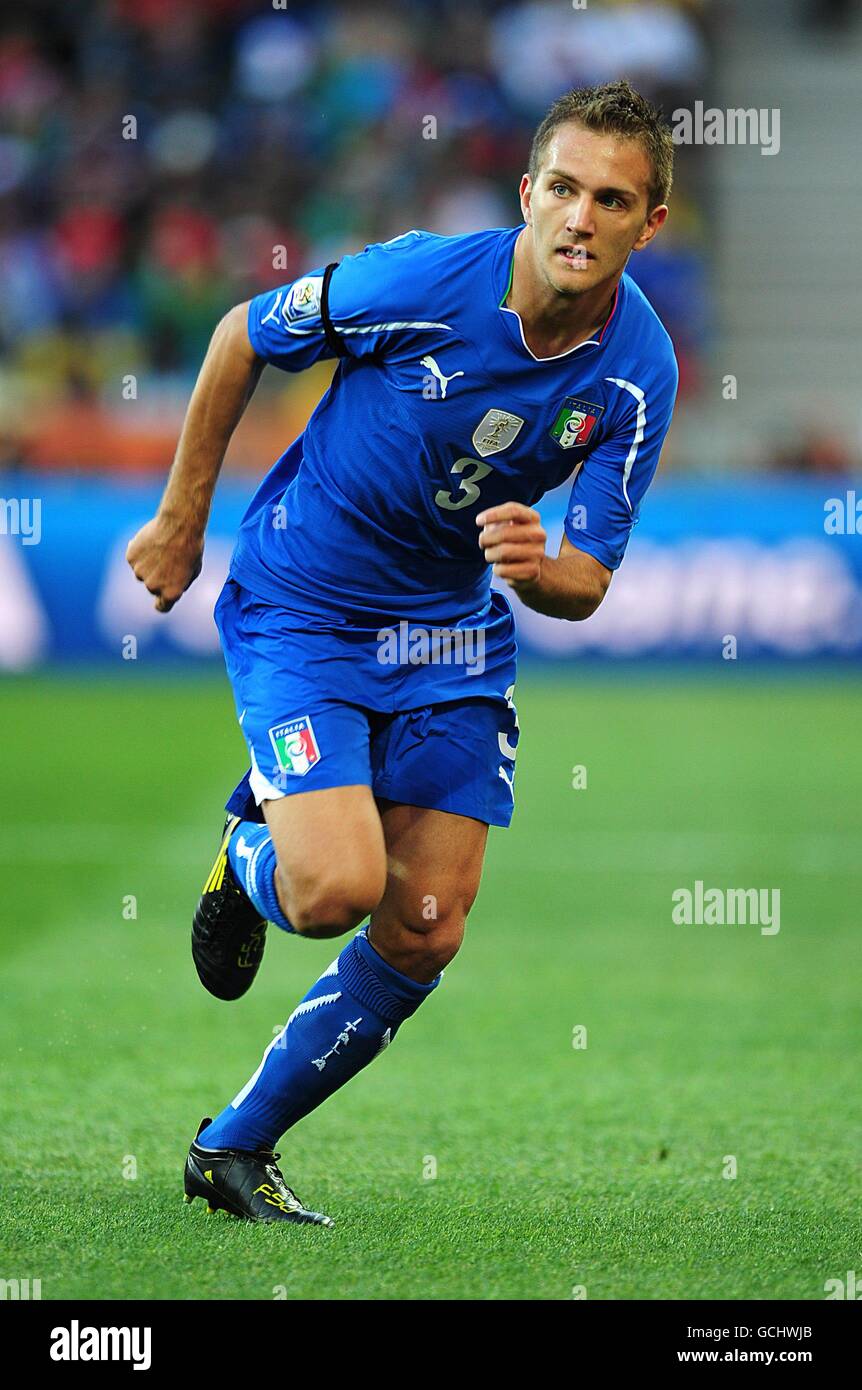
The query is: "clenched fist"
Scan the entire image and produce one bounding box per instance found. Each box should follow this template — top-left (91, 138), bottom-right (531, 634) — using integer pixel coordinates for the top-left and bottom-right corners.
top-left (126, 512), bottom-right (204, 613)
top-left (476, 502), bottom-right (547, 588)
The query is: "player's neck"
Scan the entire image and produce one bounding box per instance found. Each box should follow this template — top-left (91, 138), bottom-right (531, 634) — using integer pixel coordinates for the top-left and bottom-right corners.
top-left (506, 227), bottom-right (619, 359)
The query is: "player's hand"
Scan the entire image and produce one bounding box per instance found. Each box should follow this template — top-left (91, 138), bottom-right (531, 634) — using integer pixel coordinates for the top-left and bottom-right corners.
top-left (476, 502), bottom-right (547, 588)
top-left (126, 512), bottom-right (204, 613)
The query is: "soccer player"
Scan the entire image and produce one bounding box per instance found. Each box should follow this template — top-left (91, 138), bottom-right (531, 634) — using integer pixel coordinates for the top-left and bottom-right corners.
top-left (127, 80), bottom-right (678, 1226)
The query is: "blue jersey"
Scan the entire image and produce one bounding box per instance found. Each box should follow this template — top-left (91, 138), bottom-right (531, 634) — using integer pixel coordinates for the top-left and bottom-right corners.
top-left (231, 226), bottom-right (678, 632)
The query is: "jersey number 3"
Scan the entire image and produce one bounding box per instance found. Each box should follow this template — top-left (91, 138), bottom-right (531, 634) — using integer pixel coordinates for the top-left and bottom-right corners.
top-left (435, 456), bottom-right (494, 511)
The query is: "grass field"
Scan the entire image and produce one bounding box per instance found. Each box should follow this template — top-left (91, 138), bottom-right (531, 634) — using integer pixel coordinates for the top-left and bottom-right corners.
top-left (1, 672), bottom-right (860, 1301)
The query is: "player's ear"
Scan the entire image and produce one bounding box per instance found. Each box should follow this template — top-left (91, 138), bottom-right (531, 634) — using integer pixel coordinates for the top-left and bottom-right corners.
top-left (631, 203), bottom-right (668, 251)
top-left (519, 173), bottom-right (533, 224)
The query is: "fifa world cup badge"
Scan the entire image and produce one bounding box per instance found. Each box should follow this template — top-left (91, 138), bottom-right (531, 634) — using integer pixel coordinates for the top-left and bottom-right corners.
top-left (283, 276), bottom-right (323, 322)
top-left (471, 408), bottom-right (525, 457)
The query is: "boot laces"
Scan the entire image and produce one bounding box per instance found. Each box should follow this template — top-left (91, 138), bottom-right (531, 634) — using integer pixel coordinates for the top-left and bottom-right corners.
top-left (262, 1153), bottom-right (301, 1208)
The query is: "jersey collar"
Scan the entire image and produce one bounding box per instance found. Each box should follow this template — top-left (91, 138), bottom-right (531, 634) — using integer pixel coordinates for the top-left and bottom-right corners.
top-left (495, 224), bottom-right (621, 361)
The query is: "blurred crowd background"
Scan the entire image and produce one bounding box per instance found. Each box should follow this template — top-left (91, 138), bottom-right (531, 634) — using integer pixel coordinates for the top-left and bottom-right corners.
top-left (0, 0), bottom-right (713, 474)
top-left (2, 0), bottom-right (861, 480)
top-left (3, 0), bottom-right (862, 668)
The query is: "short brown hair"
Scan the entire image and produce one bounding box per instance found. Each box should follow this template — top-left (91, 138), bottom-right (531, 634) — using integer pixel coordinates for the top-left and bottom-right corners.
top-left (528, 79), bottom-right (674, 210)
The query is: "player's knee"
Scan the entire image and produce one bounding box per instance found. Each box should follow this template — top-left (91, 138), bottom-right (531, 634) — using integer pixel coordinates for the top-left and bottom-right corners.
top-left (403, 878), bottom-right (480, 966)
top-left (396, 909), bottom-right (467, 976)
top-left (277, 865), bottom-right (384, 939)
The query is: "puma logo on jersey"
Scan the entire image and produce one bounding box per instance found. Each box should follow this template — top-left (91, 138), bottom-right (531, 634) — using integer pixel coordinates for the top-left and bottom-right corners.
top-left (421, 354), bottom-right (464, 399)
top-left (235, 836), bottom-right (254, 861)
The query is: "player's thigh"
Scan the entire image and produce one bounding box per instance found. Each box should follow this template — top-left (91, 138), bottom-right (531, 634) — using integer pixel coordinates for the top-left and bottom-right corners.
top-left (368, 801), bottom-right (488, 977)
top-left (215, 584), bottom-right (388, 923)
top-left (263, 786), bottom-right (387, 928)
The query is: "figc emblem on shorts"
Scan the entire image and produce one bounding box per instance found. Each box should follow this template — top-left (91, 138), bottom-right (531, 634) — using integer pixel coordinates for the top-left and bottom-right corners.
top-left (471, 408), bottom-right (525, 458)
top-left (550, 397), bottom-right (604, 449)
top-left (268, 717), bottom-right (321, 776)
top-left (283, 276), bottom-right (322, 323)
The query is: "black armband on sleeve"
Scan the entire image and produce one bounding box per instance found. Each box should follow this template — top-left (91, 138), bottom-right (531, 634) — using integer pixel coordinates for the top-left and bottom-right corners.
top-left (321, 262), bottom-right (348, 358)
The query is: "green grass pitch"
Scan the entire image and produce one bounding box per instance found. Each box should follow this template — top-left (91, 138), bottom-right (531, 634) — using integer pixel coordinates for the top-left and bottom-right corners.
top-left (1, 672), bottom-right (859, 1301)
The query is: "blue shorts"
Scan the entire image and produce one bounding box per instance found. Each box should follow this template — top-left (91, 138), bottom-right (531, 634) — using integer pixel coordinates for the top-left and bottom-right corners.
top-left (215, 578), bottom-right (519, 828)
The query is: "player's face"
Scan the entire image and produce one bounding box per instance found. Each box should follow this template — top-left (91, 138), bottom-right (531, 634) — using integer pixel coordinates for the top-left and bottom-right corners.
top-left (520, 123), bottom-right (667, 296)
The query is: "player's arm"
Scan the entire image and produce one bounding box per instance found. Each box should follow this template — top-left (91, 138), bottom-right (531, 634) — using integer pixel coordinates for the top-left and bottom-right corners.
top-left (480, 353), bottom-right (679, 620)
top-left (477, 504), bottom-right (611, 620)
top-left (127, 240), bottom-right (411, 610)
top-left (126, 301), bottom-right (261, 612)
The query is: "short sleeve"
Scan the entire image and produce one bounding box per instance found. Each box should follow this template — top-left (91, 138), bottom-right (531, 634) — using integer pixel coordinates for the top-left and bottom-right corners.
top-left (564, 358), bottom-right (678, 571)
top-left (247, 231), bottom-right (430, 372)
top-left (247, 266), bottom-right (337, 372)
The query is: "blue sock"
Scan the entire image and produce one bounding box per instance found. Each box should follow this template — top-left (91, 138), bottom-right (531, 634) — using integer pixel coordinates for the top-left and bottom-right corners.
top-left (227, 820), bottom-right (294, 933)
top-left (198, 929), bottom-right (439, 1151)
